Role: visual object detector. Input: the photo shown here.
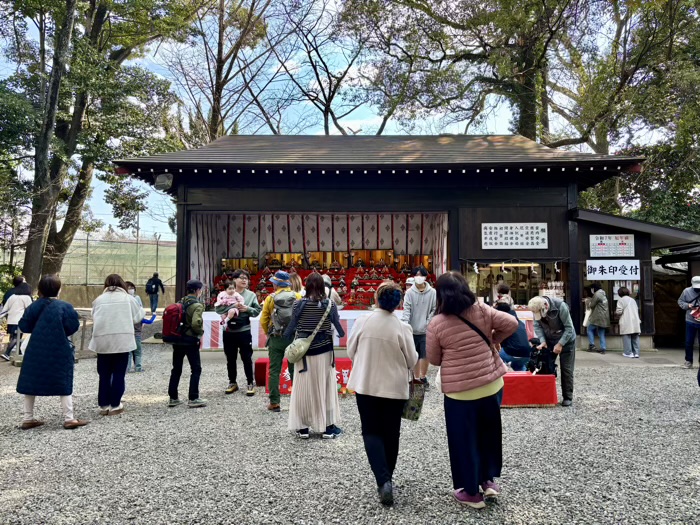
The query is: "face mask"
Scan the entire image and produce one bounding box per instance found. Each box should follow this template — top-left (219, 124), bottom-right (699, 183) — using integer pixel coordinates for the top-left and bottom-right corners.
top-left (414, 276), bottom-right (426, 285)
top-left (128, 289), bottom-right (135, 295)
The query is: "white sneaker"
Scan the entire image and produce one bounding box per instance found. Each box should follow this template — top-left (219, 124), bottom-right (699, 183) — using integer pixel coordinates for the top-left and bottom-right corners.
top-left (682, 361), bottom-right (693, 369)
top-left (622, 353), bottom-right (635, 359)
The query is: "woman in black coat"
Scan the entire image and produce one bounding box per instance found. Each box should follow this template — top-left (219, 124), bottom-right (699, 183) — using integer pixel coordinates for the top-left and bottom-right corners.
top-left (16, 275), bottom-right (89, 430)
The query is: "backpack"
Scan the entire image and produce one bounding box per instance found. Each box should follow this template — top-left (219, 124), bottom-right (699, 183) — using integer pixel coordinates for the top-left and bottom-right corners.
top-left (162, 297), bottom-right (198, 343)
top-left (146, 279), bottom-right (157, 294)
top-left (270, 290), bottom-right (297, 336)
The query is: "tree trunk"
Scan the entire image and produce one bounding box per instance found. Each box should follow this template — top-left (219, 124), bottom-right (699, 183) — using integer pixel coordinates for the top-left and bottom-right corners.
top-left (43, 160), bottom-right (95, 275)
top-left (23, 0), bottom-right (78, 287)
top-left (515, 46), bottom-right (539, 140)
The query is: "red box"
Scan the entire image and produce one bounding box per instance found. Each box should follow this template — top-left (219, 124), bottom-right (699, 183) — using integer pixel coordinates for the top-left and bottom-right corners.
top-left (501, 372), bottom-right (558, 407)
top-left (254, 357), bottom-right (354, 396)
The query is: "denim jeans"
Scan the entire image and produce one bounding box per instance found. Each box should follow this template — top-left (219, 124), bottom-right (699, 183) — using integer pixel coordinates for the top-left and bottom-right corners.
top-left (685, 322), bottom-right (700, 363)
top-left (622, 334), bottom-right (640, 356)
top-left (149, 294), bottom-right (159, 314)
top-left (499, 349), bottom-right (529, 371)
top-left (3, 324), bottom-right (18, 357)
top-left (127, 336), bottom-right (143, 371)
top-left (587, 324), bottom-right (607, 350)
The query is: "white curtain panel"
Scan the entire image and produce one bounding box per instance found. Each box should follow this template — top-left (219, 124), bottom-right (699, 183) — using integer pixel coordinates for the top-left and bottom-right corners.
top-left (302, 214), bottom-right (318, 252)
top-left (332, 214), bottom-right (348, 252)
top-left (378, 214), bottom-right (393, 250)
top-left (189, 212), bottom-right (449, 282)
top-left (348, 214), bottom-right (363, 250)
top-left (317, 214), bottom-right (333, 251)
top-left (363, 214), bottom-right (379, 249)
top-left (288, 214), bottom-right (304, 253)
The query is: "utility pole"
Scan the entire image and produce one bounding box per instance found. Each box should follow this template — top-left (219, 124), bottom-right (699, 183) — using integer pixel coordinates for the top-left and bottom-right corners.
top-left (135, 213), bottom-right (140, 282)
top-left (85, 233), bottom-right (89, 284)
top-left (155, 233), bottom-right (161, 272)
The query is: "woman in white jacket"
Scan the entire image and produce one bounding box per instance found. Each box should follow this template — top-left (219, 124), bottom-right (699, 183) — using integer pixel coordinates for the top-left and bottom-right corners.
top-left (347, 281), bottom-right (417, 507)
top-left (615, 287), bottom-right (641, 358)
top-left (1, 283), bottom-right (33, 361)
top-left (89, 274), bottom-right (145, 415)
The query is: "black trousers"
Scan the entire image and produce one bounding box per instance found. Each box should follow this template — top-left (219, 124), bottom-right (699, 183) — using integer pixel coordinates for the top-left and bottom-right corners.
top-left (96, 352), bottom-right (129, 408)
top-left (557, 349), bottom-right (575, 401)
top-left (222, 330), bottom-right (254, 385)
top-left (168, 343), bottom-right (202, 401)
top-left (356, 393), bottom-right (405, 486)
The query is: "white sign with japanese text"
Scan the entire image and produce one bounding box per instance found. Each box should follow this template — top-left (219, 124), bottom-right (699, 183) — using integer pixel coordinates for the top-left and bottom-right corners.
top-left (585, 259), bottom-right (641, 280)
top-left (589, 235), bottom-right (634, 257)
top-left (482, 223), bottom-right (548, 249)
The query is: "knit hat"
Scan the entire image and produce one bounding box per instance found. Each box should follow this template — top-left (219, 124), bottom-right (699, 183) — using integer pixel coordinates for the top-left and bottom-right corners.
top-left (270, 271), bottom-right (291, 287)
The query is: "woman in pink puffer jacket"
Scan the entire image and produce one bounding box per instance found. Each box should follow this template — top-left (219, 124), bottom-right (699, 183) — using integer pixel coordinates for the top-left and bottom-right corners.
top-left (427, 271), bottom-right (518, 509)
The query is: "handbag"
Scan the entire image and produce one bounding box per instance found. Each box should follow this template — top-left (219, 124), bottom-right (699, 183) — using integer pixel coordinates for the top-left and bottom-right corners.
top-left (456, 313), bottom-right (501, 373)
top-left (284, 300), bottom-right (333, 364)
top-left (582, 308), bottom-right (591, 327)
top-left (402, 374), bottom-right (426, 421)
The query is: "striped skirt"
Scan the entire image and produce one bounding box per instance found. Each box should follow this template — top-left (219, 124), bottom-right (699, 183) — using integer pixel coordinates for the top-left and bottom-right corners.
top-left (287, 351), bottom-right (341, 432)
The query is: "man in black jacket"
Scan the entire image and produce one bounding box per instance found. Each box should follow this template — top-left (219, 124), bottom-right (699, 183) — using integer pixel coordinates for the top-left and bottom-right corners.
top-left (146, 272), bottom-right (166, 314)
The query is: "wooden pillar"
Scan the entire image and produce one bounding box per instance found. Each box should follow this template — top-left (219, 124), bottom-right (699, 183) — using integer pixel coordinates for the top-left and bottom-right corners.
top-left (567, 184), bottom-right (581, 335)
top-left (175, 183), bottom-right (188, 300)
top-left (448, 207), bottom-right (460, 271)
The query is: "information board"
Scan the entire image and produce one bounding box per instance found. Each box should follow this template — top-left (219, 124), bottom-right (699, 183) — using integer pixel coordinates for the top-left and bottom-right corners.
top-left (482, 223), bottom-right (548, 249)
top-left (589, 235), bottom-right (634, 257)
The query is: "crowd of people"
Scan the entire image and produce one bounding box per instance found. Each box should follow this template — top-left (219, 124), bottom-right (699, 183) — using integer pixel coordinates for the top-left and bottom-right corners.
top-left (4, 267), bottom-right (700, 510)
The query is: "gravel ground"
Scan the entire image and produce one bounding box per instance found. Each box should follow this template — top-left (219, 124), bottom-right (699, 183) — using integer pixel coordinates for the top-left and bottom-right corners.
top-left (1, 346), bottom-right (699, 525)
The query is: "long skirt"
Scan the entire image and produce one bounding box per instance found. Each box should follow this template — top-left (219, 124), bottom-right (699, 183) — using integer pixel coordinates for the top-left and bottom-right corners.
top-left (287, 351), bottom-right (341, 432)
top-left (444, 389), bottom-right (503, 496)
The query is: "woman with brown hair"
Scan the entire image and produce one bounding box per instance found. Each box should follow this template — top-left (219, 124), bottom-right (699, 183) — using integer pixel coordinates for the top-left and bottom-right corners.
top-left (289, 272), bottom-right (303, 294)
top-left (284, 272), bottom-right (345, 439)
top-left (347, 281), bottom-right (417, 506)
top-left (427, 271), bottom-right (518, 509)
top-left (89, 274), bottom-right (145, 416)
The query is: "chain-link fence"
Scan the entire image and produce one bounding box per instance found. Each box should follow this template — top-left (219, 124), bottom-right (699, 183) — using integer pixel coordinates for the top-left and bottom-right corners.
top-left (59, 237), bottom-right (177, 285)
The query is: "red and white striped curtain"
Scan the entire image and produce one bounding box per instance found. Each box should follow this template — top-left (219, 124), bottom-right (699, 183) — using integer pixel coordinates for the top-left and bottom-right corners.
top-left (189, 212), bottom-right (449, 283)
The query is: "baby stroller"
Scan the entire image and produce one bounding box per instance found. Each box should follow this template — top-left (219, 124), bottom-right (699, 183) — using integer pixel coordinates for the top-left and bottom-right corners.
top-left (527, 338), bottom-right (558, 377)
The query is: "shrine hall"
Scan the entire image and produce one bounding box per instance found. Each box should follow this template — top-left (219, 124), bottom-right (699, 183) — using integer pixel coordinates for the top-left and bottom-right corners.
top-left (115, 135), bottom-right (700, 350)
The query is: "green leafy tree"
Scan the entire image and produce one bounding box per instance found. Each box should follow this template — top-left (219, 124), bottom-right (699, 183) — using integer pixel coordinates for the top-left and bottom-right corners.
top-left (3, 0), bottom-right (199, 285)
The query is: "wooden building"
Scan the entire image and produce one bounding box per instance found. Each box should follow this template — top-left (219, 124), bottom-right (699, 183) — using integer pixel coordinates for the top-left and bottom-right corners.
top-left (115, 135), bottom-right (700, 347)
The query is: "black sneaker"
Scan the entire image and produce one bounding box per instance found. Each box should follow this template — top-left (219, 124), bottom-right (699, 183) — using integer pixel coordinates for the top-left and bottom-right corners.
top-left (322, 425), bottom-right (343, 439)
top-left (1, 354), bottom-right (10, 362)
top-left (296, 428), bottom-right (310, 439)
top-left (587, 344), bottom-right (597, 353)
top-left (378, 481), bottom-right (394, 506)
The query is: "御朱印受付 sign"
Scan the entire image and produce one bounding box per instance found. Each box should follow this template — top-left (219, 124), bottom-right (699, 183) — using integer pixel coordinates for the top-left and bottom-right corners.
top-left (585, 259), bottom-right (640, 280)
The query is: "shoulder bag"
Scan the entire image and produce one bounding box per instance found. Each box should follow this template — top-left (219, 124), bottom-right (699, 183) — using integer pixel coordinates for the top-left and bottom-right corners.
top-left (284, 300), bottom-right (332, 364)
top-left (457, 313), bottom-right (501, 373)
